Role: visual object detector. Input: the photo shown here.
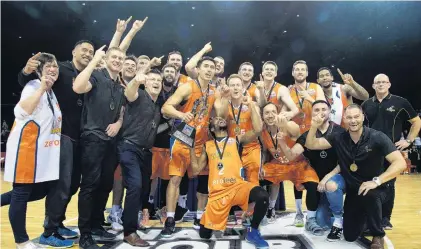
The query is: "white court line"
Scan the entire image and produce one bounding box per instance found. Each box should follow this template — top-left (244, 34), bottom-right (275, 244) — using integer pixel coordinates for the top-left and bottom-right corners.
top-left (62, 217), bottom-right (78, 225)
top-left (384, 236), bottom-right (394, 249)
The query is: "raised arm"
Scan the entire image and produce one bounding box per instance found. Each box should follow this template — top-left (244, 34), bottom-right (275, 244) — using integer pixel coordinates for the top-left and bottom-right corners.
top-left (305, 115), bottom-right (333, 150)
top-left (18, 53), bottom-right (41, 87)
top-left (278, 85), bottom-right (299, 120)
top-left (190, 145), bottom-right (208, 176)
top-left (253, 74), bottom-right (266, 108)
top-left (161, 83), bottom-right (192, 120)
top-left (337, 68), bottom-right (369, 102)
top-left (15, 77), bottom-right (51, 118)
top-left (185, 42), bottom-right (212, 79)
top-left (108, 16), bottom-right (132, 49)
top-left (73, 45), bottom-right (106, 94)
top-left (279, 138), bottom-right (305, 161)
top-left (125, 72), bottom-right (146, 102)
top-left (119, 17), bottom-right (148, 53)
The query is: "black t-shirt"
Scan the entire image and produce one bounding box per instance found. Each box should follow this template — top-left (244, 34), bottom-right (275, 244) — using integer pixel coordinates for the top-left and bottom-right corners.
top-left (17, 61), bottom-right (84, 140)
top-left (297, 122), bottom-right (345, 179)
top-left (120, 89), bottom-right (161, 149)
top-left (81, 68), bottom-right (126, 140)
top-left (362, 94), bottom-right (418, 142)
top-left (325, 126), bottom-right (397, 192)
top-left (153, 88), bottom-right (175, 148)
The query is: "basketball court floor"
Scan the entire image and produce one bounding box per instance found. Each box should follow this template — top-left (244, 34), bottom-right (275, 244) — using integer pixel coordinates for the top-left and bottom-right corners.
top-left (1, 172), bottom-right (420, 249)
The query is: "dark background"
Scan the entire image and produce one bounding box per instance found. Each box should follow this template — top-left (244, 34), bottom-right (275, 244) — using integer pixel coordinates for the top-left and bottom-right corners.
top-left (2, 1), bottom-right (421, 126)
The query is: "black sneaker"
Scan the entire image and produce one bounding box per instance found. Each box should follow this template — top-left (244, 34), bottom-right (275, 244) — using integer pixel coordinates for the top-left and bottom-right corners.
top-left (92, 226), bottom-right (116, 241)
top-left (193, 218), bottom-right (201, 230)
top-left (161, 217), bottom-right (176, 238)
top-left (79, 234), bottom-right (101, 249)
top-left (174, 205), bottom-right (189, 223)
top-left (102, 221), bottom-right (112, 228)
top-left (382, 217), bottom-right (393, 230)
top-left (327, 226), bottom-right (343, 242)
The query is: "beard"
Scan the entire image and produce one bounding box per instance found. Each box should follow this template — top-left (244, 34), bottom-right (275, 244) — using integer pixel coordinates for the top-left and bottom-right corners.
top-left (163, 77), bottom-right (174, 87)
top-left (321, 82), bottom-right (332, 89)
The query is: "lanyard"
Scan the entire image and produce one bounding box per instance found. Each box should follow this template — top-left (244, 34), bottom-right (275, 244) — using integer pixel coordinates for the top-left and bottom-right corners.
top-left (269, 128), bottom-right (279, 150)
top-left (230, 102), bottom-right (243, 126)
top-left (214, 137), bottom-right (229, 161)
top-left (295, 82), bottom-right (309, 110)
top-left (265, 82), bottom-right (277, 101)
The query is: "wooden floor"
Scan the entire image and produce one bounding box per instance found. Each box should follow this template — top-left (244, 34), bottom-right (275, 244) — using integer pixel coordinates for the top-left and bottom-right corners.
top-left (1, 172), bottom-right (421, 249)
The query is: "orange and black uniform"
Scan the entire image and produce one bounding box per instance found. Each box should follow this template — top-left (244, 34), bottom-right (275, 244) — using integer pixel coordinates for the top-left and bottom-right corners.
top-left (199, 137), bottom-right (269, 238)
top-left (261, 128), bottom-right (319, 187)
top-left (169, 80), bottom-right (216, 177)
top-left (289, 83), bottom-right (320, 134)
top-left (227, 103), bottom-right (261, 184)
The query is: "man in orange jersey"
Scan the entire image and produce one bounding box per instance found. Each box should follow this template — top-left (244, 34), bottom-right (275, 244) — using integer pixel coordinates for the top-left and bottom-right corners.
top-left (226, 74), bottom-right (263, 184)
top-left (288, 60), bottom-right (326, 226)
top-left (260, 103), bottom-right (323, 235)
top-left (161, 55), bottom-right (229, 237)
top-left (256, 61), bottom-right (299, 119)
top-left (238, 62), bottom-right (265, 107)
top-left (189, 116), bottom-right (270, 249)
top-left (317, 67), bottom-right (369, 126)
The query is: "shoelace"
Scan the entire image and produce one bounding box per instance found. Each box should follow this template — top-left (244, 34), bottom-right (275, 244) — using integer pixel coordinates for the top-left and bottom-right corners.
top-left (52, 233), bottom-right (66, 240)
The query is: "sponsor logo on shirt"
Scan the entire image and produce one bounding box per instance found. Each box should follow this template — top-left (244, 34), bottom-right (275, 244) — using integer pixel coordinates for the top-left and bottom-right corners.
top-left (386, 106), bottom-right (396, 112)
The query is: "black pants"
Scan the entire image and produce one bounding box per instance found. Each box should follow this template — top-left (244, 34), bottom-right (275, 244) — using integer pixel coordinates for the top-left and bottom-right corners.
top-left (199, 186), bottom-right (269, 239)
top-left (44, 135), bottom-right (81, 235)
top-left (1, 182), bottom-right (56, 243)
top-left (343, 187), bottom-right (389, 241)
top-left (381, 179), bottom-right (395, 221)
top-left (78, 134), bottom-right (118, 235)
top-left (118, 141), bottom-right (152, 236)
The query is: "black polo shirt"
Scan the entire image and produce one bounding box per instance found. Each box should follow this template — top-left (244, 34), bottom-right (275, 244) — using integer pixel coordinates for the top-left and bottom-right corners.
top-left (325, 126), bottom-right (397, 192)
top-left (297, 122), bottom-right (345, 179)
top-left (153, 88), bottom-right (176, 149)
top-left (18, 61), bottom-right (84, 140)
top-left (361, 93), bottom-right (418, 142)
top-left (120, 89), bottom-right (161, 149)
top-left (81, 68), bottom-right (126, 140)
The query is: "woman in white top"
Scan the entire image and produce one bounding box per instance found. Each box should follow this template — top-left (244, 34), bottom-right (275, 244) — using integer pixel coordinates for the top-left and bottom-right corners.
top-left (0, 53), bottom-right (64, 249)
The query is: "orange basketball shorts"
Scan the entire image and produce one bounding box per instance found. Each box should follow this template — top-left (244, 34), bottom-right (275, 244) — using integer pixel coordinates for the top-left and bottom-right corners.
top-left (151, 147), bottom-right (171, 180)
top-left (241, 145), bottom-right (262, 185)
top-left (168, 139), bottom-right (206, 178)
top-left (200, 181), bottom-right (256, 231)
top-left (263, 160), bottom-right (319, 188)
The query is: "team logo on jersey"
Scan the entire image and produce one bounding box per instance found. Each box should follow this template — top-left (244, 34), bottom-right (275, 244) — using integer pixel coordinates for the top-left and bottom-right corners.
top-left (308, 89), bottom-right (316, 95)
top-left (320, 150), bottom-right (327, 158)
top-left (386, 106), bottom-right (395, 112)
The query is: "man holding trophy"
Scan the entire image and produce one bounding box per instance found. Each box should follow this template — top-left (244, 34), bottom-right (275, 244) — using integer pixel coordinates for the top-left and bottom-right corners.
top-left (161, 51), bottom-right (229, 237)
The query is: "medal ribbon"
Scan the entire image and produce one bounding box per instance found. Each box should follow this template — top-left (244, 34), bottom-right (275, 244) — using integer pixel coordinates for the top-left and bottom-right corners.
top-left (230, 102), bottom-right (243, 126)
top-left (194, 80), bottom-right (210, 116)
top-left (294, 82), bottom-right (309, 110)
top-left (269, 128), bottom-right (279, 151)
top-left (214, 137), bottom-right (229, 161)
top-left (243, 82), bottom-right (252, 96)
top-left (265, 82), bottom-right (277, 101)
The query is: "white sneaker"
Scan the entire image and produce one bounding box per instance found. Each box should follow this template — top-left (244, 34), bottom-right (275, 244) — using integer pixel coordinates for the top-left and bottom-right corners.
top-left (111, 220), bottom-right (124, 232)
top-left (108, 210), bottom-right (124, 232)
top-left (16, 241), bottom-right (38, 249)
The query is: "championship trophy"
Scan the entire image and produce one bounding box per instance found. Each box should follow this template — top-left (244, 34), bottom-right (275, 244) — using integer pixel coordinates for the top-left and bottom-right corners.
top-left (171, 99), bottom-right (201, 148)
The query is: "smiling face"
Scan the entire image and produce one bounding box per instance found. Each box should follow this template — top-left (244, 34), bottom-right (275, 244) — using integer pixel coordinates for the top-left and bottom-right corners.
top-left (317, 69), bottom-right (334, 88)
top-left (262, 103), bottom-right (278, 126)
top-left (239, 63), bottom-right (254, 82)
top-left (344, 106), bottom-right (364, 132)
top-left (106, 49), bottom-right (125, 73)
top-left (122, 58), bottom-right (137, 79)
top-left (262, 63), bottom-right (277, 81)
top-left (214, 56), bottom-right (225, 76)
top-left (168, 53), bottom-right (183, 72)
top-left (145, 72), bottom-right (163, 96)
top-left (312, 102), bottom-right (330, 124)
top-left (72, 42), bottom-right (94, 68)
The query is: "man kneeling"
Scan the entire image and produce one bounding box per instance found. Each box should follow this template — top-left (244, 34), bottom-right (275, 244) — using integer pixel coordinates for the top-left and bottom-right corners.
top-left (190, 116), bottom-right (270, 249)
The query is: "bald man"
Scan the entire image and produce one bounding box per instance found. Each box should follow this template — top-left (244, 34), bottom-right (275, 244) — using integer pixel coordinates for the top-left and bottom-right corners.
top-left (362, 73), bottom-right (421, 230)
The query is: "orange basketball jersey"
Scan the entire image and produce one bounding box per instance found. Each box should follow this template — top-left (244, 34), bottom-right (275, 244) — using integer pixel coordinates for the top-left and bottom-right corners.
top-left (227, 103), bottom-right (259, 150)
top-left (178, 80), bottom-right (216, 146)
top-left (289, 82), bottom-right (319, 133)
top-left (244, 83), bottom-right (258, 101)
top-left (177, 74), bottom-right (191, 86)
top-left (266, 82), bottom-right (282, 107)
top-left (261, 128), bottom-right (306, 164)
top-left (205, 137), bottom-right (246, 202)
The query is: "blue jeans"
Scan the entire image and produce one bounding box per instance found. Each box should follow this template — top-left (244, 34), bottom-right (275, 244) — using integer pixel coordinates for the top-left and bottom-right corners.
top-left (316, 174), bottom-right (346, 229)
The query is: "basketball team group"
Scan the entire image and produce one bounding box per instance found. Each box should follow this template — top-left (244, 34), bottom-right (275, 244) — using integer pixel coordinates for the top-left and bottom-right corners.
top-left (1, 16), bottom-right (420, 249)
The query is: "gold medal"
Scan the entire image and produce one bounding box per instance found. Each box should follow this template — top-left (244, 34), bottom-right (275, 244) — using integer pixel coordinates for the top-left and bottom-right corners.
top-left (298, 112), bottom-right (305, 119)
top-left (350, 163), bottom-right (358, 172)
top-left (234, 126), bottom-right (241, 135)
